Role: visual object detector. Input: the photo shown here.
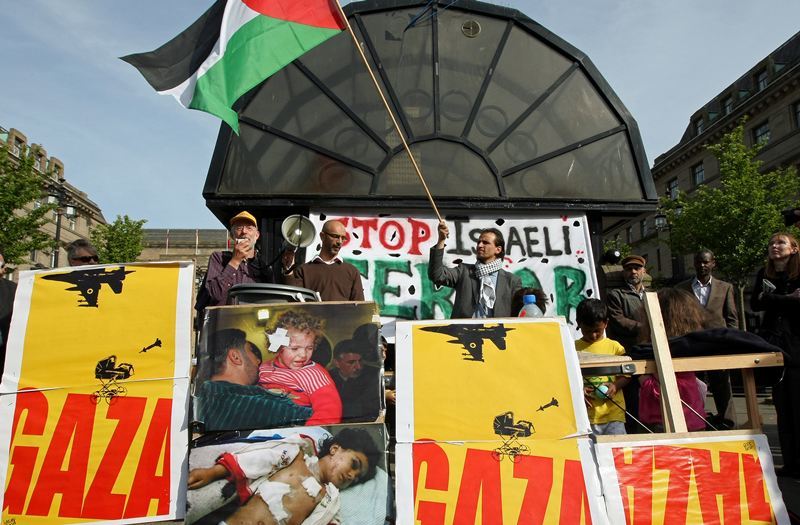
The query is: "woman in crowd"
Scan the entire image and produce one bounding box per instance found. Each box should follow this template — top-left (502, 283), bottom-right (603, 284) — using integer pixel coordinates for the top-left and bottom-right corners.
top-left (751, 232), bottom-right (800, 476)
top-left (259, 310), bottom-right (342, 425)
top-left (637, 288), bottom-right (709, 432)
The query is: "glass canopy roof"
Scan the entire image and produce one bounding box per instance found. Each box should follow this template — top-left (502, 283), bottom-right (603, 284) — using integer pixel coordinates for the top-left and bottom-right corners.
top-left (203, 0), bottom-right (656, 215)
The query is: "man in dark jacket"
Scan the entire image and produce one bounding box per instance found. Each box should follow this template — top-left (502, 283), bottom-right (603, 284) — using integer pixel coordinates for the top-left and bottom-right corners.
top-left (428, 221), bottom-right (521, 318)
top-left (606, 254), bottom-right (647, 432)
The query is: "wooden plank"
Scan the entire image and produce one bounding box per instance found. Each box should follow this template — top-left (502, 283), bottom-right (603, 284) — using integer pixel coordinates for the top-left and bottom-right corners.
top-left (595, 428), bottom-right (757, 444)
top-left (741, 369), bottom-right (762, 431)
top-left (643, 292), bottom-right (687, 433)
top-left (579, 352), bottom-right (783, 375)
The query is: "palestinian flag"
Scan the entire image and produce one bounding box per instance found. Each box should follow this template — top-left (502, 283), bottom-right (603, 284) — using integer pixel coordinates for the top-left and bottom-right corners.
top-left (122, 0), bottom-right (345, 133)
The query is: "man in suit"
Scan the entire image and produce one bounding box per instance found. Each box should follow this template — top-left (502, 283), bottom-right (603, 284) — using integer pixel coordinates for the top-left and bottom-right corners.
top-left (428, 221), bottom-right (522, 318)
top-left (677, 249), bottom-right (739, 424)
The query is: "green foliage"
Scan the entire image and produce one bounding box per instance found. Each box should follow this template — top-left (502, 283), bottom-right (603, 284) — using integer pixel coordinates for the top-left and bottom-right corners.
top-left (602, 237), bottom-right (632, 260)
top-left (0, 144), bottom-right (58, 265)
top-left (90, 214), bottom-right (147, 263)
top-left (665, 121), bottom-right (800, 288)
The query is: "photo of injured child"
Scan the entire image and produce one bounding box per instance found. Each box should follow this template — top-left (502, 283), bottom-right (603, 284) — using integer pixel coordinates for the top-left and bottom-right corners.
top-left (194, 302), bottom-right (382, 432)
top-left (186, 424), bottom-right (389, 525)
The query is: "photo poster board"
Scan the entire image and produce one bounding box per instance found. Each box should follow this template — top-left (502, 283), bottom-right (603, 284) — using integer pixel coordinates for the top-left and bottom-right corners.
top-left (395, 317), bottom-right (607, 524)
top-left (0, 262), bottom-right (194, 525)
top-left (595, 433), bottom-right (790, 524)
top-left (186, 423), bottom-right (389, 525)
top-left (194, 301), bottom-right (382, 433)
top-left (308, 211), bottom-right (599, 338)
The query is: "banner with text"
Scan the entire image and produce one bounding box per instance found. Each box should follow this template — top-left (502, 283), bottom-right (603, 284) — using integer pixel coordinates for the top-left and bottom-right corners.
top-left (396, 438), bottom-right (605, 525)
top-left (309, 211), bottom-right (598, 335)
top-left (595, 434), bottom-right (789, 524)
top-left (0, 262), bottom-right (193, 525)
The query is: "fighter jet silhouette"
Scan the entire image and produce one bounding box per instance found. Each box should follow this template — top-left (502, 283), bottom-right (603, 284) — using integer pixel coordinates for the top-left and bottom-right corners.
top-left (42, 266), bottom-right (134, 307)
top-left (421, 323), bottom-right (514, 362)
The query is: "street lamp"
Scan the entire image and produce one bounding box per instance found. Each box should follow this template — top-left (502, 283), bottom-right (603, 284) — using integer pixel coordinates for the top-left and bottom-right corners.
top-left (654, 210), bottom-right (668, 231)
top-left (48, 177), bottom-right (76, 267)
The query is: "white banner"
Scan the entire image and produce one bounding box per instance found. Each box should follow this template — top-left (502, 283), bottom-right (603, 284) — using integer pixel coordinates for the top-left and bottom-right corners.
top-left (309, 210), bottom-right (598, 337)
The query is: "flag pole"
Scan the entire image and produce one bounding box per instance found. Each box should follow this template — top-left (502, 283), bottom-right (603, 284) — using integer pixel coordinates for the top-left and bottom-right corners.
top-left (334, 0), bottom-right (443, 223)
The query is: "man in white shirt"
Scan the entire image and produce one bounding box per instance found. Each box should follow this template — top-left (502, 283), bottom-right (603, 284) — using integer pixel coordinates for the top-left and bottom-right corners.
top-left (677, 249), bottom-right (739, 425)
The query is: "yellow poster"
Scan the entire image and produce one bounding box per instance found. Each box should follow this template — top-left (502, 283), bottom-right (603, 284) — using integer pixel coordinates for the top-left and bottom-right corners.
top-left (0, 262), bottom-right (193, 524)
top-left (395, 318), bottom-right (603, 524)
top-left (595, 433), bottom-right (790, 524)
top-left (396, 318), bottom-right (589, 442)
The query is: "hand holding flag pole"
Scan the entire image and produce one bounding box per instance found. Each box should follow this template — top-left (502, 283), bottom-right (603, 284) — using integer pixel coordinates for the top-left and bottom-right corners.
top-left (333, 0), bottom-right (443, 223)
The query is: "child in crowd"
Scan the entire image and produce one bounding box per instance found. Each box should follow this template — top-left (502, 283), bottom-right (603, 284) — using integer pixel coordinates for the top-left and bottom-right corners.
top-left (259, 310), bottom-right (342, 425)
top-left (575, 298), bottom-right (629, 435)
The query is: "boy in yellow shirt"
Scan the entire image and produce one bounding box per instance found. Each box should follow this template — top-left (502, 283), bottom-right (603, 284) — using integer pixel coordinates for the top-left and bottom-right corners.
top-left (575, 298), bottom-right (629, 435)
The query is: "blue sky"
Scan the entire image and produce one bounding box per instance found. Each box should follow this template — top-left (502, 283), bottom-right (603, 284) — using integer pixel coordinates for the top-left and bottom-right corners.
top-left (2, 1), bottom-right (799, 228)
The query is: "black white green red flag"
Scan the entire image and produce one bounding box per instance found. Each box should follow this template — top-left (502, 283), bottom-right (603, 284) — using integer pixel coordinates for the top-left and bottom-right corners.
top-left (122, 0), bottom-right (345, 133)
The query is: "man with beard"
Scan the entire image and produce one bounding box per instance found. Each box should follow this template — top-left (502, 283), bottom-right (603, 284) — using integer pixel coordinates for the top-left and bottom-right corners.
top-left (199, 211), bottom-right (272, 308)
top-left (606, 254), bottom-right (648, 432)
top-left (282, 219), bottom-right (364, 301)
top-left (428, 221), bottom-right (522, 318)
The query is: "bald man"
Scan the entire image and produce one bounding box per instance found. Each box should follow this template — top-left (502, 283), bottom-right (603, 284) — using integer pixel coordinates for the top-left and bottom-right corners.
top-left (282, 220), bottom-right (364, 301)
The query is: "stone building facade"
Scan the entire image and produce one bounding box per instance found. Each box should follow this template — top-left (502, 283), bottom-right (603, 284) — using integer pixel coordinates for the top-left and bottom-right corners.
top-left (605, 31), bottom-right (800, 282)
top-left (1, 126), bottom-right (106, 277)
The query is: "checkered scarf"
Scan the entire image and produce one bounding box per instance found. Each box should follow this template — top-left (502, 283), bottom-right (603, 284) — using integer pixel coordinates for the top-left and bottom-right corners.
top-left (474, 258), bottom-right (503, 279)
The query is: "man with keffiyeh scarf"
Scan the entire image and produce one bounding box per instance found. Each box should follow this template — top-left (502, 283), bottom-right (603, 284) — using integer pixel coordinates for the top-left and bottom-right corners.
top-left (428, 220), bottom-right (522, 318)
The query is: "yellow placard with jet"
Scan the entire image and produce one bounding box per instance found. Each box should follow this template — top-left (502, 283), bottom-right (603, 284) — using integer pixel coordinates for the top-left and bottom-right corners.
top-left (397, 318), bottom-right (589, 443)
top-left (0, 262), bottom-right (193, 524)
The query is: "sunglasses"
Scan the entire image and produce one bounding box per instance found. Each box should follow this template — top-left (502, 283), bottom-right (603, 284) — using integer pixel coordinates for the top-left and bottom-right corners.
top-left (72, 255), bottom-right (99, 263)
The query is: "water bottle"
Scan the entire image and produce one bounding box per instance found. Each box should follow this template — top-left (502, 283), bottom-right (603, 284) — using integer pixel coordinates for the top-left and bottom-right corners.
top-left (518, 294), bottom-right (543, 318)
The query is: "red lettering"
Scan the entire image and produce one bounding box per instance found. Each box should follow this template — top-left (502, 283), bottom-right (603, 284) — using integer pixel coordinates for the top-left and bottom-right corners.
top-left (27, 394), bottom-right (96, 517)
top-left (406, 217), bottom-right (432, 255)
top-left (82, 397), bottom-right (148, 519)
top-left (4, 388), bottom-right (49, 514)
top-left (453, 449), bottom-right (502, 525)
top-left (123, 398), bottom-right (172, 517)
top-left (654, 446), bottom-right (691, 524)
top-left (380, 220), bottom-right (405, 251)
top-left (692, 449), bottom-right (741, 525)
top-left (613, 447), bottom-right (653, 525)
top-left (741, 453), bottom-right (772, 522)
top-left (513, 454), bottom-right (553, 525)
top-left (351, 218), bottom-right (379, 249)
top-left (559, 459), bottom-right (592, 525)
top-left (413, 441), bottom-right (449, 525)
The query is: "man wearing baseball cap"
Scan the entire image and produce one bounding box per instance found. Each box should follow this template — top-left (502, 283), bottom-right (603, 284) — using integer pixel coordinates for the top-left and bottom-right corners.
top-left (197, 211), bottom-right (272, 311)
top-left (606, 254), bottom-right (648, 432)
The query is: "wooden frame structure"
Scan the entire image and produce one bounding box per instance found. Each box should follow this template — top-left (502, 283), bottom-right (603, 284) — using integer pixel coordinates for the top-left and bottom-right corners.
top-left (580, 292), bottom-right (784, 434)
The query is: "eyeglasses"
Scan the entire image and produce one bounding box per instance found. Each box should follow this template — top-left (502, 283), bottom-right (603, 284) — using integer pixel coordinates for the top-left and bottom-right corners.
top-left (71, 255), bottom-right (99, 263)
top-left (322, 231), bottom-right (347, 241)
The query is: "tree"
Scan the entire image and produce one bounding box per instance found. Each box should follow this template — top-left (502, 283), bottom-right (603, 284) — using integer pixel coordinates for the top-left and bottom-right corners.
top-left (91, 215), bottom-right (147, 263)
top-left (0, 144), bottom-right (58, 265)
top-left (664, 121), bottom-right (800, 324)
